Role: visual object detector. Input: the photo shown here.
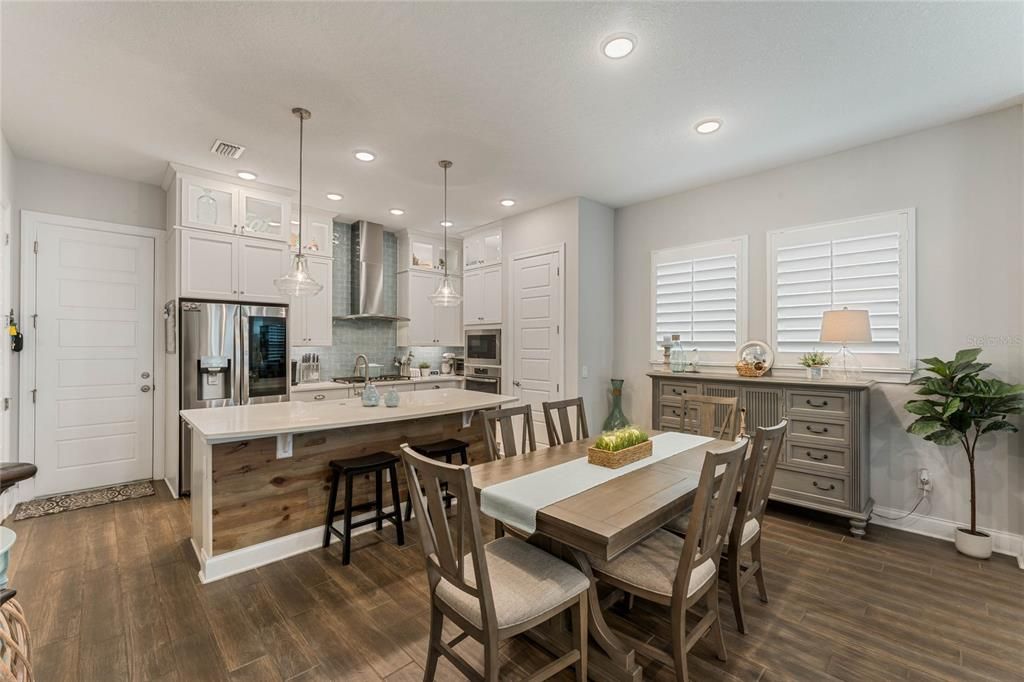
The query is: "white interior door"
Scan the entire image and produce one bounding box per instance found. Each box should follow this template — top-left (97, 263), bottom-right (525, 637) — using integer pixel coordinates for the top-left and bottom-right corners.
top-left (33, 222), bottom-right (155, 495)
top-left (511, 249), bottom-right (563, 445)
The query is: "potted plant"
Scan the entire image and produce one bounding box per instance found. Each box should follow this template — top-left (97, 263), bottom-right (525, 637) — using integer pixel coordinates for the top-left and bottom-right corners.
top-left (798, 350), bottom-right (830, 380)
top-left (904, 348), bottom-right (1024, 558)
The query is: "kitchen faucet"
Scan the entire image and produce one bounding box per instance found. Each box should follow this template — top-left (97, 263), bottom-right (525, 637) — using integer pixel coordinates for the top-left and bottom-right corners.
top-left (353, 354), bottom-right (370, 383)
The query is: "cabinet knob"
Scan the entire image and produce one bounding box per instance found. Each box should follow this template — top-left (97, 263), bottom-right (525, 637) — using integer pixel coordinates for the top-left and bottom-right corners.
top-left (240, 291), bottom-right (245, 295)
top-left (314, 394), bottom-right (326, 401)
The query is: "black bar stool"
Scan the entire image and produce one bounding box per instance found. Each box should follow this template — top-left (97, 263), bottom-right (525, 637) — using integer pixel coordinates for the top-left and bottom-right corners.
top-left (322, 452), bottom-right (405, 566)
top-left (404, 438), bottom-right (469, 521)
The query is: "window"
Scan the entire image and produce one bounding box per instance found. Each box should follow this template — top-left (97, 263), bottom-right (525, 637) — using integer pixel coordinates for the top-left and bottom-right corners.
top-left (768, 209), bottom-right (916, 372)
top-left (650, 236), bottom-right (748, 363)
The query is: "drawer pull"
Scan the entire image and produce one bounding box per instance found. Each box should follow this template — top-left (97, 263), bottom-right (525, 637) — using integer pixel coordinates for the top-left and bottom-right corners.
top-left (806, 451), bottom-right (828, 461)
top-left (812, 481), bottom-right (836, 491)
top-left (806, 425), bottom-right (829, 434)
top-left (672, 409), bottom-right (680, 416)
top-left (314, 394), bottom-right (326, 401)
top-left (806, 399), bottom-right (829, 408)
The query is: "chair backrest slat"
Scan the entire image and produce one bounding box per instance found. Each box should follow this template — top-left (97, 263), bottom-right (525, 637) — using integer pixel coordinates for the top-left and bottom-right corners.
top-left (482, 404), bottom-right (536, 459)
top-left (734, 420), bottom-right (787, 544)
top-left (542, 397), bottom-right (589, 446)
top-left (673, 438), bottom-right (747, 602)
top-left (678, 395), bottom-right (738, 440)
top-left (399, 444), bottom-right (496, 625)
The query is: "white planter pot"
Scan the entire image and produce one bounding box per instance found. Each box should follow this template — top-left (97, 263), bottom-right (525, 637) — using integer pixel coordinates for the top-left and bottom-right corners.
top-left (954, 527), bottom-right (992, 559)
top-left (805, 366), bottom-right (824, 380)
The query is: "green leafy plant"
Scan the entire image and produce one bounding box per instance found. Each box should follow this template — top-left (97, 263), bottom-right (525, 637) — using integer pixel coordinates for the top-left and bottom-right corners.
top-left (594, 426), bottom-right (649, 452)
top-left (798, 351), bottom-right (831, 368)
top-left (419, 362), bottom-right (431, 369)
top-left (904, 348), bottom-right (1024, 535)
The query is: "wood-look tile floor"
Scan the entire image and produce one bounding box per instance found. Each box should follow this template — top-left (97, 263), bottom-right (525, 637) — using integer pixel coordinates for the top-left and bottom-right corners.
top-left (6, 483), bottom-right (1023, 681)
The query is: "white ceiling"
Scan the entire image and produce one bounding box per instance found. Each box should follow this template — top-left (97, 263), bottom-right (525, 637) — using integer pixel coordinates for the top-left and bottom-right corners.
top-left (2, 2), bottom-right (1021, 232)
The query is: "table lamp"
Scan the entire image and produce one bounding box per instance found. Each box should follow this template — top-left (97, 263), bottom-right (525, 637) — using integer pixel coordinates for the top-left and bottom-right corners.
top-left (820, 307), bottom-right (871, 379)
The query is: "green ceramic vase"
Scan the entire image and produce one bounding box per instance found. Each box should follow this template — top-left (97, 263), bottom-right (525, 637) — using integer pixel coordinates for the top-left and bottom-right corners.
top-left (603, 379), bottom-right (630, 431)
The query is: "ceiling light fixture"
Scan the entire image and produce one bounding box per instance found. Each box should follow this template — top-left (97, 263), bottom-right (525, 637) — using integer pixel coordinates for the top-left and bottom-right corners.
top-left (695, 119), bottom-right (722, 135)
top-left (389, 208), bottom-right (405, 216)
top-left (236, 170), bottom-right (258, 181)
top-left (430, 160), bottom-right (462, 308)
top-left (326, 192), bottom-right (343, 201)
top-left (354, 150), bottom-right (376, 162)
top-left (499, 199), bottom-right (516, 207)
top-left (291, 220), bottom-right (300, 225)
top-left (440, 220), bottom-right (453, 228)
top-left (601, 33), bottom-right (636, 59)
top-left (274, 107), bottom-right (323, 298)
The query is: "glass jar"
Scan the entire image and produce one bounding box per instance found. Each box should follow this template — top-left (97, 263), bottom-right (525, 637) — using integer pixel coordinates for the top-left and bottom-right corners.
top-left (669, 335), bottom-right (685, 373)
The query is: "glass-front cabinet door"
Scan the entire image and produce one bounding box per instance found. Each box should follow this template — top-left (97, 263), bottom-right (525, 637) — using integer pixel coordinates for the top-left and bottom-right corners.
top-left (290, 209), bottom-right (333, 255)
top-left (181, 176), bottom-right (237, 234)
top-left (239, 189), bottom-right (289, 242)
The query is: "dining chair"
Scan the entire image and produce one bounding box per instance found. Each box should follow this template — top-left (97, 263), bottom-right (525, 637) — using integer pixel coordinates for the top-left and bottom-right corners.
top-left (590, 437), bottom-right (748, 682)
top-left (481, 404), bottom-right (537, 460)
top-left (677, 395), bottom-right (739, 440)
top-left (663, 420), bottom-right (787, 633)
top-left (399, 444), bottom-right (590, 682)
top-left (541, 397), bottom-right (589, 446)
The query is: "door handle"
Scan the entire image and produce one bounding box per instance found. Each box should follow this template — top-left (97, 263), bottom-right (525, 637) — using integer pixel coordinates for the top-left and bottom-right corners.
top-left (140, 385), bottom-right (152, 393)
top-left (141, 371), bottom-right (151, 379)
top-left (513, 380), bottom-right (521, 387)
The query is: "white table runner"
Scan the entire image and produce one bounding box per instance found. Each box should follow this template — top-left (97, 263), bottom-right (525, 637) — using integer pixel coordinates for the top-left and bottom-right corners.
top-left (480, 432), bottom-right (713, 535)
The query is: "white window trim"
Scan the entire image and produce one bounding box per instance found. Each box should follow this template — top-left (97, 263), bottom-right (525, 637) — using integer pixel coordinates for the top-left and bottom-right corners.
top-left (766, 208), bottom-right (916, 376)
top-left (650, 235), bottom-right (748, 366)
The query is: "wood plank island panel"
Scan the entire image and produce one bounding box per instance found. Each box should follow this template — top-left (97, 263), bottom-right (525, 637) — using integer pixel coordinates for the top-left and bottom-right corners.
top-left (211, 412), bottom-right (489, 554)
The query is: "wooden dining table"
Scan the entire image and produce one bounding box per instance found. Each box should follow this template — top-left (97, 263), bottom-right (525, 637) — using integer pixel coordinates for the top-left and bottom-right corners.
top-left (471, 432), bottom-right (734, 682)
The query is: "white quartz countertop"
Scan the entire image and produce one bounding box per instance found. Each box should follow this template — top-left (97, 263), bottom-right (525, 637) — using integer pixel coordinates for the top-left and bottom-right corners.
top-left (290, 375), bottom-right (463, 393)
top-left (181, 388), bottom-right (515, 443)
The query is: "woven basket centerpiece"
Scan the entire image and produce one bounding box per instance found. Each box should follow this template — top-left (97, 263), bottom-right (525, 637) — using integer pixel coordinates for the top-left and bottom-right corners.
top-left (588, 427), bottom-right (653, 469)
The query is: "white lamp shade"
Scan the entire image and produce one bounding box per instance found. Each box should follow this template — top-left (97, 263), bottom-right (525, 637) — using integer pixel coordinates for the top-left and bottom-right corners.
top-left (820, 309), bottom-right (872, 344)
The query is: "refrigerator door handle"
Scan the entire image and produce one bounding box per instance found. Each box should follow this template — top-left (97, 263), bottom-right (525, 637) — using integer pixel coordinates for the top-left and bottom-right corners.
top-left (238, 307), bottom-right (249, 405)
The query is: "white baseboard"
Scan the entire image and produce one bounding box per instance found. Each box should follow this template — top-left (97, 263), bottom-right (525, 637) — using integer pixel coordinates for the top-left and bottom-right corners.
top-left (162, 478), bottom-right (179, 499)
top-left (871, 505), bottom-right (1024, 569)
top-left (0, 488), bottom-right (16, 522)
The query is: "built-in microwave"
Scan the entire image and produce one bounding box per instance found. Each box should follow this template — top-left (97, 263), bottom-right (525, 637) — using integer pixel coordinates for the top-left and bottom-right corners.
top-left (465, 328), bottom-right (501, 365)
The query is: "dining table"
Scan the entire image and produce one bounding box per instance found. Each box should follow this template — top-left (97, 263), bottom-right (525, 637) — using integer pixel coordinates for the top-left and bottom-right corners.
top-left (471, 431), bottom-right (735, 682)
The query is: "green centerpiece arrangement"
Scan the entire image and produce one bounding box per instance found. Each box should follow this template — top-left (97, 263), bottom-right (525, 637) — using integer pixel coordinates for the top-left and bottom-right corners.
top-left (903, 348), bottom-right (1024, 559)
top-left (588, 426), bottom-right (653, 469)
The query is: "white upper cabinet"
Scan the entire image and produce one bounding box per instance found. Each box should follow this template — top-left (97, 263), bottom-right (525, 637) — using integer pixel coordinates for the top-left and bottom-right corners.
top-left (291, 257), bottom-right (333, 346)
top-left (172, 168), bottom-right (291, 243)
top-left (178, 229), bottom-right (289, 304)
top-left (463, 264), bottom-right (502, 325)
top-left (181, 176), bottom-right (238, 234)
top-left (237, 238), bottom-right (290, 303)
top-left (398, 270), bottom-right (462, 346)
top-left (290, 207), bottom-right (335, 256)
top-left (398, 230), bottom-right (462, 275)
top-left (239, 188), bottom-right (290, 241)
top-left (462, 223), bottom-right (502, 270)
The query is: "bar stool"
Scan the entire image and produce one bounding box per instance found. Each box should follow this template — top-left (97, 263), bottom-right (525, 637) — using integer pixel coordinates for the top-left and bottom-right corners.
top-left (322, 452), bottom-right (405, 566)
top-left (404, 438), bottom-right (469, 521)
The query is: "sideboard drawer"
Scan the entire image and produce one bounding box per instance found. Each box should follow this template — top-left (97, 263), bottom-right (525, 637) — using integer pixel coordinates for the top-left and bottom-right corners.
top-left (773, 468), bottom-right (848, 507)
top-left (659, 381), bottom-right (701, 405)
top-left (786, 442), bottom-right (849, 473)
top-left (788, 416), bottom-right (849, 446)
top-left (786, 390), bottom-right (849, 419)
top-left (659, 402), bottom-right (697, 425)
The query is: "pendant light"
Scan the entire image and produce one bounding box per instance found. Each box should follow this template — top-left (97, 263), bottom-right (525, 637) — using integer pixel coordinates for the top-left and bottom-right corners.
top-left (429, 160), bottom-right (462, 307)
top-left (274, 107), bottom-right (323, 297)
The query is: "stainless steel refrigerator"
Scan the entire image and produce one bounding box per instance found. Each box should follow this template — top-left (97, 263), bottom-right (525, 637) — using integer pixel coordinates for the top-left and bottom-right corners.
top-left (178, 300), bottom-right (289, 495)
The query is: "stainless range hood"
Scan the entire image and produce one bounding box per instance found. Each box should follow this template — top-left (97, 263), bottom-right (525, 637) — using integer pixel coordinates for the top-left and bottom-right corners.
top-left (336, 220), bottom-right (409, 321)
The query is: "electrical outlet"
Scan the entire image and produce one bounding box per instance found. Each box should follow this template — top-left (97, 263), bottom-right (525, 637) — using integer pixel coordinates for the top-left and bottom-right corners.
top-left (917, 468), bottom-right (932, 492)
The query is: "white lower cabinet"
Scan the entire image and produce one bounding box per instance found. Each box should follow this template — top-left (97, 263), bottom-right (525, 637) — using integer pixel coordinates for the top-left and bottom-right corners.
top-left (414, 378), bottom-right (463, 390)
top-left (397, 271), bottom-right (462, 346)
top-left (291, 387), bottom-right (350, 402)
top-left (463, 264), bottom-right (502, 325)
top-left (290, 257), bottom-right (333, 346)
top-left (179, 228), bottom-right (289, 304)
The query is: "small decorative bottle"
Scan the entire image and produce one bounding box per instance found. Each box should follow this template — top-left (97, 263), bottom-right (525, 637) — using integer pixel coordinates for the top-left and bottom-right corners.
top-left (669, 334), bottom-right (685, 373)
top-left (361, 382), bottom-right (380, 407)
top-left (384, 386), bottom-right (400, 408)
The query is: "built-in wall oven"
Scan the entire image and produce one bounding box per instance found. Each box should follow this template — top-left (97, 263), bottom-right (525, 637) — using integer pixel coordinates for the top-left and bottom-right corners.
top-left (465, 328), bottom-right (501, 365)
top-left (464, 364), bottom-right (501, 394)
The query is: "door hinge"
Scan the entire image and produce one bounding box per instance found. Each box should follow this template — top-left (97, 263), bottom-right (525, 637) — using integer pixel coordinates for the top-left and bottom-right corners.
top-left (3, 234), bottom-right (8, 246)
top-left (31, 314), bottom-right (37, 329)
top-left (556, 266), bottom-right (560, 276)
top-left (557, 383), bottom-right (560, 392)
top-left (556, 324), bottom-right (560, 334)
top-left (33, 240), bottom-right (38, 254)
top-left (2, 398), bottom-right (9, 411)
top-left (31, 389), bottom-right (37, 404)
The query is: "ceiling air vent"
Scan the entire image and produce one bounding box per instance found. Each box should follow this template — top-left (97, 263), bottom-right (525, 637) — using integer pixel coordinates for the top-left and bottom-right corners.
top-left (210, 139), bottom-right (246, 160)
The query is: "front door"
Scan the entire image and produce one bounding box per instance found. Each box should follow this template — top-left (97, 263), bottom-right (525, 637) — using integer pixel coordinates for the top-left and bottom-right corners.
top-left (32, 218), bottom-right (155, 495)
top-left (511, 248), bottom-right (563, 445)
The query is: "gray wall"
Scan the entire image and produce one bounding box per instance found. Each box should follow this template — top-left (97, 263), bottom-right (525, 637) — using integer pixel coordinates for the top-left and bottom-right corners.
top-left (578, 197), bottom-right (616, 430)
top-left (613, 105), bottom-right (1024, 539)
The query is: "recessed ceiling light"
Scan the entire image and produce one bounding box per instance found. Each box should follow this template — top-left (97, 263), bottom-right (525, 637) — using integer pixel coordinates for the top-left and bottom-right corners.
top-left (440, 220), bottom-right (454, 228)
top-left (389, 208), bottom-right (405, 216)
top-left (695, 119), bottom-right (722, 135)
top-left (354, 150), bottom-right (376, 162)
top-left (326, 193), bottom-right (343, 201)
top-left (499, 199), bottom-right (516, 207)
top-left (601, 33), bottom-right (636, 59)
top-left (236, 170), bottom-right (258, 181)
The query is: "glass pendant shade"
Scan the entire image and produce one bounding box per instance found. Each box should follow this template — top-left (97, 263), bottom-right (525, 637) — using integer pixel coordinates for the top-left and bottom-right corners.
top-left (275, 253), bottom-right (323, 297)
top-left (429, 275), bottom-right (461, 307)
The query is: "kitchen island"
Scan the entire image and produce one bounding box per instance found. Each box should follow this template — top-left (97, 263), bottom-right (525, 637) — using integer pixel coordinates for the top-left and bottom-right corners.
top-left (181, 388), bottom-right (516, 582)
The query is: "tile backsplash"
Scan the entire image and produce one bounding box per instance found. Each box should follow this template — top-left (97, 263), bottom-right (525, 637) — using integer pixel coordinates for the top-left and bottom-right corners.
top-left (293, 221), bottom-right (462, 379)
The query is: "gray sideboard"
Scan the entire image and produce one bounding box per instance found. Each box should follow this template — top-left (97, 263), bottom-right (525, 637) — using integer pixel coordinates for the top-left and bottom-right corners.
top-left (648, 371), bottom-right (874, 536)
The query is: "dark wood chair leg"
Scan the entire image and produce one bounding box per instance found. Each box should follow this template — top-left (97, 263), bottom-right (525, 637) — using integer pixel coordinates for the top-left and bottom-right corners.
top-left (342, 472), bottom-right (354, 566)
top-left (389, 463), bottom-right (405, 546)
top-left (322, 470), bottom-right (340, 548)
top-left (375, 470), bottom-right (384, 531)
